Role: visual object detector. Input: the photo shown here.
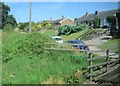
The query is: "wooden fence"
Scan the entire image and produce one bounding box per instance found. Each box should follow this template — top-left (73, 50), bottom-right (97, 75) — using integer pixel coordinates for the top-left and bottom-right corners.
top-left (87, 50), bottom-right (119, 81)
top-left (45, 42), bottom-right (120, 84)
top-left (87, 48), bottom-right (120, 84)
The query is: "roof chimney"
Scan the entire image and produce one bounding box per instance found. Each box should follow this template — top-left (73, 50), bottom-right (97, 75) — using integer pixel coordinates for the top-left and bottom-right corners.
top-left (86, 12), bottom-right (88, 16)
top-left (50, 17), bottom-right (52, 21)
top-left (95, 11), bottom-right (98, 15)
top-left (62, 16), bottom-right (64, 19)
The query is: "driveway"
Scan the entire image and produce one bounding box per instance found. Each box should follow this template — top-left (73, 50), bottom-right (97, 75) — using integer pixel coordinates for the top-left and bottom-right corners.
top-left (84, 35), bottom-right (113, 56)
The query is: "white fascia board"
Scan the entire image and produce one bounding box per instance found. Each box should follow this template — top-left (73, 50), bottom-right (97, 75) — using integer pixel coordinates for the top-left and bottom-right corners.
top-left (60, 17), bottom-right (74, 23)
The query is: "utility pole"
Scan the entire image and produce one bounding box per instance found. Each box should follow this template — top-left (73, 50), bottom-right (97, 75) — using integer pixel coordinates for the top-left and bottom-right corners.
top-left (29, 0), bottom-right (32, 33)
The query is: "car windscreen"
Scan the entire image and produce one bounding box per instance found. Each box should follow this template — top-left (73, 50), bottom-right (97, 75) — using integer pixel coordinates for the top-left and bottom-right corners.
top-left (68, 40), bottom-right (85, 44)
top-left (54, 38), bottom-right (62, 41)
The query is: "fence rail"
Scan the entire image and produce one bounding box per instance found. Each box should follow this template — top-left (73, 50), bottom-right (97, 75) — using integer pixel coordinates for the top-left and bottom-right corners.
top-left (88, 59), bottom-right (119, 69)
top-left (87, 53), bottom-right (118, 61)
top-left (87, 47), bottom-right (120, 83)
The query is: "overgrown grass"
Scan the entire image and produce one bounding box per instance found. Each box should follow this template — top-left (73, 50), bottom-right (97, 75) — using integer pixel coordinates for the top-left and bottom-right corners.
top-left (2, 30), bottom-right (109, 84)
top-left (3, 51), bottom-right (89, 84)
top-left (2, 31), bottom-right (89, 84)
top-left (2, 30), bottom-right (14, 43)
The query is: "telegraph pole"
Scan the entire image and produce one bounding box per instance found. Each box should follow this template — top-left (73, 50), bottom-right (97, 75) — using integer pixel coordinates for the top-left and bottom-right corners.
top-left (29, 0), bottom-right (32, 33)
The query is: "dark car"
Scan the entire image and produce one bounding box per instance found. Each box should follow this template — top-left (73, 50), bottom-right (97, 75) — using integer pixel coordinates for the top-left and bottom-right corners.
top-left (68, 40), bottom-right (89, 50)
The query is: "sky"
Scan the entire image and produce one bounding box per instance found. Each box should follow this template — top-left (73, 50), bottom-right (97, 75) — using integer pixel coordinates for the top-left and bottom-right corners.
top-left (5, 2), bottom-right (118, 23)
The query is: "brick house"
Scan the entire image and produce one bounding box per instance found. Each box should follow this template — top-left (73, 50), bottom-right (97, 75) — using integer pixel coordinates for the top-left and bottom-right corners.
top-left (50, 16), bottom-right (74, 26)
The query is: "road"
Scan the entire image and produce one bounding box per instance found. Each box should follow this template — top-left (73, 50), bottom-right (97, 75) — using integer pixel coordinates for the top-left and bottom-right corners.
top-left (84, 35), bottom-right (117, 56)
top-left (84, 35), bottom-right (107, 56)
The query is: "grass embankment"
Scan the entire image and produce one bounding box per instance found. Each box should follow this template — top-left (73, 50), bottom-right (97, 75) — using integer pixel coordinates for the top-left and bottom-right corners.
top-left (2, 31), bottom-right (89, 84)
top-left (98, 39), bottom-right (120, 52)
top-left (42, 28), bottom-right (103, 42)
top-left (61, 28), bottom-right (89, 42)
top-left (42, 28), bottom-right (89, 42)
top-left (42, 29), bottom-right (56, 36)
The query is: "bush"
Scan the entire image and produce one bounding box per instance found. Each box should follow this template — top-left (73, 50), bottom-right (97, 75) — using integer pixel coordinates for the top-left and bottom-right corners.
top-left (2, 32), bottom-right (53, 62)
top-left (3, 24), bottom-right (15, 31)
top-left (57, 24), bottom-right (88, 36)
top-left (94, 16), bottom-right (100, 28)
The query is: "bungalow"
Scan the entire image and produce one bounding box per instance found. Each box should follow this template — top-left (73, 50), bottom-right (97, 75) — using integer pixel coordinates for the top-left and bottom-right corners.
top-left (74, 9), bottom-right (118, 28)
top-left (50, 16), bottom-right (74, 26)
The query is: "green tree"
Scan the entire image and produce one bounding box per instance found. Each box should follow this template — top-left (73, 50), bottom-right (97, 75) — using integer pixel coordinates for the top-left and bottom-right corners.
top-left (0, 2), bottom-right (17, 29)
top-left (41, 20), bottom-right (53, 29)
top-left (37, 23), bottom-right (42, 29)
top-left (107, 15), bottom-right (120, 38)
top-left (5, 14), bottom-right (17, 26)
top-left (18, 22), bottom-right (29, 30)
top-left (31, 22), bottom-right (37, 31)
top-left (0, 2), bottom-right (10, 28)
top-left (116, 13), bottom-right (120, 28)
top-left (94, 16), bottom-right (100, 28)
top-left (106, 16), bottom-right (116, 27)
top-left (18, 22), bottom-right (38, 32)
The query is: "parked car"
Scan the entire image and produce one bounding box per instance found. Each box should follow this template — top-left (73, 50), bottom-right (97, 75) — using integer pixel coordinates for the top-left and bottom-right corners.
top-left (100, 36), bottom-right (112, 40)
top-left (67, 40), bottom-right (89, 50)
top-left (52, 36), bottom-right (63, 43)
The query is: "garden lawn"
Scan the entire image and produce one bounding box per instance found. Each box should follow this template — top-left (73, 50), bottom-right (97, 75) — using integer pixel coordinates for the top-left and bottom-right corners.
top-left (98, 39), bottom-right (120, 52)
top-left (61, 28), bottom-right (89, 42)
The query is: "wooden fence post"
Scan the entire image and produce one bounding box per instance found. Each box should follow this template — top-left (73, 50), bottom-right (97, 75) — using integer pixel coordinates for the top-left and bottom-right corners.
top-left (106, 50), bottom-right (109, 72)
top-left (119, 48), bottom-right (120, 64)
top-left (119, 41), bottom-right (120, 64)
top-left (89, 53), bottom-right (93, 81)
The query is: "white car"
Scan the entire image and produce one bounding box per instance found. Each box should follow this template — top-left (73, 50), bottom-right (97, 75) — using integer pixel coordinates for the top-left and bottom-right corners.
top-left (52, 36), bottom-right (63, 43)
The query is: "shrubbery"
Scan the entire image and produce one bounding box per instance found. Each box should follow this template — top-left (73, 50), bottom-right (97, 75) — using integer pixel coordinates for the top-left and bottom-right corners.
top-left (57, 24), bottom-right (88, 36)
top-left (18, 21), bottom-right (53, 32)
top-left (3, 24), bottom-right (16, 31)
top-left (18, 22), bottom-right (29, 31)
top-left (2, 32), bottom-right (53, 62)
